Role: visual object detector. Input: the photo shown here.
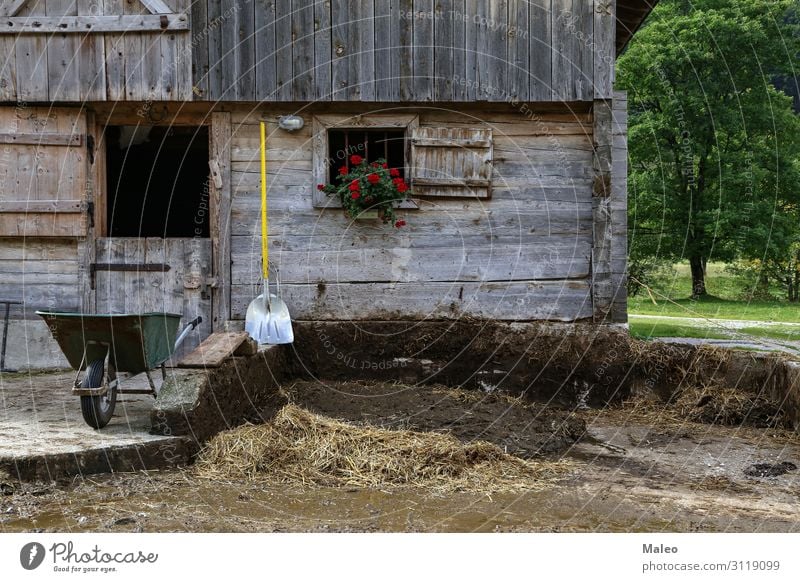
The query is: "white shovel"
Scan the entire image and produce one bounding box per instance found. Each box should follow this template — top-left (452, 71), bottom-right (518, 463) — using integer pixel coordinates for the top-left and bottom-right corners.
top-left (244, 121), bottom-right (294, 345)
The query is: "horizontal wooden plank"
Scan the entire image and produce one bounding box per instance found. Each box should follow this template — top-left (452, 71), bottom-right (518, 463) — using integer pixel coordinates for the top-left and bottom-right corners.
top-left (230, 280), bottom-right (593, 321)
top-left (178, 331), bottom-right (252, 368)
top-left (231, 241), bottom-right (592, 284)
top-left (411, 138), bottom-right (492, 148)
top-left (0, 238), bottom-right (77, 260)
top-left (0, 200), bottom-right (83, 213)
top-left (0, 133), bottom-right (82, 146)
top-left (0, 14), bottom-right (189, 33)
top-left (412, 178), bottom-right (491, 188)
top-left (0, 214), bottom-right (86, 237)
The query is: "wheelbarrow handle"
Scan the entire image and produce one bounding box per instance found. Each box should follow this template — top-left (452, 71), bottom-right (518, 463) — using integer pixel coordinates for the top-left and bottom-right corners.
top-left (174, 316), bottom-right (203, 352)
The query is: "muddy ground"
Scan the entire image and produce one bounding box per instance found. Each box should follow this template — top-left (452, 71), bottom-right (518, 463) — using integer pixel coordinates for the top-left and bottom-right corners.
top-left (2, 380), bottom-right (799, 533)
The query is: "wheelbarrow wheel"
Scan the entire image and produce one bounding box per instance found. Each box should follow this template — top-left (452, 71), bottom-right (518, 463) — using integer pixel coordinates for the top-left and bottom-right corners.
top-left (79, 359), bottom-right (117, 429)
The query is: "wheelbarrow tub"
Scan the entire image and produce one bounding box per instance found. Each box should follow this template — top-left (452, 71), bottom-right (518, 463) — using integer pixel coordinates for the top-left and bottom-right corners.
top-left (36, 311), bottom-right (182, 374)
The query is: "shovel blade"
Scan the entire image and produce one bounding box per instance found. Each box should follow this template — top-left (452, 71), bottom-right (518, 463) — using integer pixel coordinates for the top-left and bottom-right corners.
top-left (245, 293), bottom-right (294, 345)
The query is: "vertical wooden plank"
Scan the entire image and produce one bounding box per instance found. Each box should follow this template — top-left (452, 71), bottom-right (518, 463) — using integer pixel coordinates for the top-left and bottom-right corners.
top-left (123, 238), bottom-right (146, 314)
top-left (219, 0), bottom-right (239, 99)
top-left (485, 0), bottom-right (507, 101)
top-left (103, 0), bottom-right (125, 100)
top-left (206, 0), bottom-right (223, 100)
top-left (412, 0), bottom-right (433, 101)
top-left (464, 0), bottom-right (480, 101)
top-left (255, 0), bottom-right (277, 99)
top-left (530, 0), bottom-right (552, 101)
top-left (593, 0), bottom-right (614, 99)
top-left (577, 0), bottom-right (593, 101)
top-left (357, 0), bottom-right (375, 101)
top-left (236, 0), bottom-right (256, 100)
top-left (313, 0), bottom-right (332, 100)
top-left (293, 0), bottom-right (315, 100)
top-left (190, 0), bottom-right (209, 98)
top-left (15, 1), bottom-right (48, 101)
top-left (592, 98), bottom-right (613, 321)
top-left (180, 239), bottom-right (213, 358)
top-left (160, 1), bottom-right (178, 100)
top-left (77, 0), bottom-right (107, 101)
top-left (374, 0), bottom-right (394, 101)
top-left (398, 0), bottom-right (413, 101)
top-left (123, 0), bottom-right (145, 100)
top-left (210, 111), bottom-right (232, 330)
top-left (174, 0), bottom-right (192, 99)
top-left (433, 0), bottom-right (453, 102)
top-left (0, 34), bottom-right (16, 101)
top-left (508, 0), bottom-right (529, 102)
top-left (330, 0), bottom-right (349, 100)
top-left (46, 0), bottom-right (80, 102)
top-left (274, 0), bottom-right (293, 100)
top-left (144, 238), bottom-right (166, 313)
top-left (451, 0), bottom-right (466, 101)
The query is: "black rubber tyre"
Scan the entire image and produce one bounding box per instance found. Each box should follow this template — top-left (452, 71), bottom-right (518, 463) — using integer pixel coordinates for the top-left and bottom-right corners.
top-left (79, 359), bottom-right (117, 429)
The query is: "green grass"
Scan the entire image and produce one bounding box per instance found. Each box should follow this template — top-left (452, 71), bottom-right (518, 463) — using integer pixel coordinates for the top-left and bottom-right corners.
top-left (629, 262), bottom-right (800, 323)
top-left (738, 325), bottom-right (800, 341)
top-left (628, 317), bottom-right (731, 340)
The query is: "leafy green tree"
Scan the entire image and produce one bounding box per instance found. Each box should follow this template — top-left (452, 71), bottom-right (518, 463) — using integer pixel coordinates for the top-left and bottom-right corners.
top-left (618, 0), bottom-right (800, 298)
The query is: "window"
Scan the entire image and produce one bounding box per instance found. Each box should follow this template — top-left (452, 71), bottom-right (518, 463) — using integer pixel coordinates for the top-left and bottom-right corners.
top-left (106, 125), bottom-right (210, 237)
top-left (312, 114), bottom-right (419, 208)
top-left (327, 129), bottom-right (406, 183)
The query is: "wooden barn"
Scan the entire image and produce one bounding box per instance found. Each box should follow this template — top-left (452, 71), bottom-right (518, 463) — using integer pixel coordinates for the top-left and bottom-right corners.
top-left (0, 0), bottom-right (656, 369)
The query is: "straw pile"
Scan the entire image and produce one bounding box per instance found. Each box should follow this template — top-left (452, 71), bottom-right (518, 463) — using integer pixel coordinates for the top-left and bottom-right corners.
top-left (194, 404), bottom-right (570, 493)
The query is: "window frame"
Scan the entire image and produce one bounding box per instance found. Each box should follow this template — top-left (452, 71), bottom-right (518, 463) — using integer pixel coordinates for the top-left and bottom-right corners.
top-left (311, 113), bottom-right (419, 208)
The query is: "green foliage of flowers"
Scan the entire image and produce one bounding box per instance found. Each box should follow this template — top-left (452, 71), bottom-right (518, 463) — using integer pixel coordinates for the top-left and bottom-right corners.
top-left (318, 155), bottom-right (410, 228)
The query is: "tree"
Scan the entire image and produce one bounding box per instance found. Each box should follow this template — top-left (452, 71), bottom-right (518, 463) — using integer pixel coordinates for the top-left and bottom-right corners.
top-left (618, 0), bottom-right (800, 298)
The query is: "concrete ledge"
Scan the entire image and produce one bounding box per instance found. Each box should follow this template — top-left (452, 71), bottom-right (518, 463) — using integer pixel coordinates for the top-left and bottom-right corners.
top-left (150, 345), bottom-right (290, 443)
top-left (0, 437), bottom-right (192, 482)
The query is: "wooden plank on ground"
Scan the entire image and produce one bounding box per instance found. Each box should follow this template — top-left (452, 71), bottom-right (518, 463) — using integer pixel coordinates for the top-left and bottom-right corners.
top-left (177, 331), bottom-right (253, 368)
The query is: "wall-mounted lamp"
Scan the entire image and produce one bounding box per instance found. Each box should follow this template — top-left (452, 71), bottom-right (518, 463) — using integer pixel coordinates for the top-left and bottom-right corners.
top-left (278, 115), bottom-right (305, 132)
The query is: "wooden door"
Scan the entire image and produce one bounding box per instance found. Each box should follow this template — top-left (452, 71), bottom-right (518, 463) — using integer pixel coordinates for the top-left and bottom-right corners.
top-left (94, 238), bottom-right (212, 359)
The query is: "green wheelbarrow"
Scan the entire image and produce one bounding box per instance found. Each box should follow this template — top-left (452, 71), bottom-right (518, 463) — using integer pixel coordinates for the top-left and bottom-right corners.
top-left (36, 311), bottom-right (202, 429)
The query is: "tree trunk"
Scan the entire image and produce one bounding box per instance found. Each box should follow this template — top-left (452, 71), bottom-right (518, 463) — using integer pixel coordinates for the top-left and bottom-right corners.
top-left (689, 256), bottom-right (707, 298)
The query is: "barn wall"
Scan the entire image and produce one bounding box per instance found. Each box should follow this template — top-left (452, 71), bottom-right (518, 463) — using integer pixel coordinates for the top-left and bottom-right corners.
top-left (227, 102), bottom-right (599, 322)
top-left (192, 0), bottom-right (617, 103)
top-left (611, 90), bottom-right (628, 322)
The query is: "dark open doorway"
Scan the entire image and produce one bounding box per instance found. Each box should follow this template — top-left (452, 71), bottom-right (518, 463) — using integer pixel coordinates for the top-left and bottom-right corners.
top-left (106, 125), bottom-right (210, 238)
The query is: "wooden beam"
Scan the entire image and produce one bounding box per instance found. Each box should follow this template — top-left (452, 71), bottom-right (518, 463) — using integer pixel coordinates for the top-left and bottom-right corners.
top-left (0, 0), bottom-right (27, 18)
top-left (210, 112), bottom-right (232, 332)
top-left (591, 99), bottom-right (614, 322)
top-left (177, 331), bottom-right (255, 368)
top-left (138, 0), bottom-right (172, 14)
top-left (0, 13), bottom-right (189, 33)
top-left (0, 133), bottom-right (82, 146)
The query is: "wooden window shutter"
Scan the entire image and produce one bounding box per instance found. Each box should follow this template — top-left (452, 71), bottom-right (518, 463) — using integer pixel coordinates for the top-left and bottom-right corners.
top-left (410, 127), bottom-right (493, 199)
top-left (0, 107), bottom-right (89, 237)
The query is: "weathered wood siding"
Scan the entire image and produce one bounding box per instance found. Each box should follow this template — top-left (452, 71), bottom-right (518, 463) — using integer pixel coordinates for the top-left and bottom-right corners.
top-left (227, 104), bottom-right (598, 322)
top-left (0, 0), bottom-right (193, 103)
top-left (611, 90), bottom-right (628, 322)
top-left (193, 0), bottom-right (615, 103)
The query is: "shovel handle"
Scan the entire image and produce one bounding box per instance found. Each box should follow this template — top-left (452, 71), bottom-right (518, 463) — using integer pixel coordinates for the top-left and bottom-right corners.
top-left (260, 121), bottom-right (269, 280)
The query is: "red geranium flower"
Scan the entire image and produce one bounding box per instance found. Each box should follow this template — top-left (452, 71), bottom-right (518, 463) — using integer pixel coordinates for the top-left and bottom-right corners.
top-left (367, 173), bottom-right (380, 184)
top-left (397, 182), bottom-right (409, 193)
top-left (394, 220), bottom-right (406, 228)
top-left (389, 168), bottom-right (400, 177)
top-left (338, 166), bottom-right (348, 176)
top-left (317, 184), bottom-right (325, 191)
top-left (382, 163), bottom-right (388, 169)
top-left (351, 192), bottom-right (361, 200)
top-left (350, 154), bottom-right (363, 165)
top-left (392, 177), bottom-right (403, 186)
top-left (349, 179), bottom-right (360, 191)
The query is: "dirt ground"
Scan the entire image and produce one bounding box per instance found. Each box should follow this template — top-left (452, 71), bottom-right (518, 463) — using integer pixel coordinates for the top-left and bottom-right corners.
top-left (2, 379), bottom-right (799, 533)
